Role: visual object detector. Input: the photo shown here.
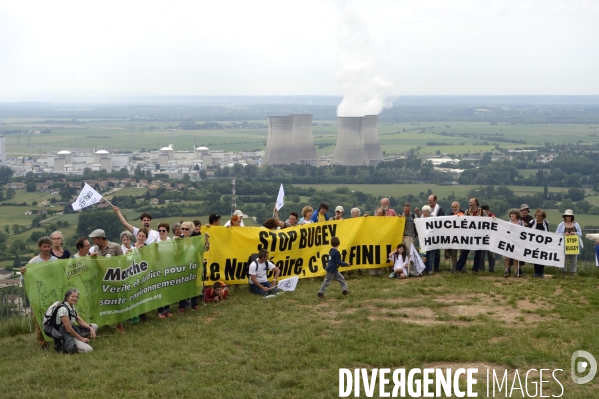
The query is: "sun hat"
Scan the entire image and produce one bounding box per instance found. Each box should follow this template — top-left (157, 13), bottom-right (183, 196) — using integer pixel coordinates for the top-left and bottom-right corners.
top-left (562, 209), bottom-right (574, 217)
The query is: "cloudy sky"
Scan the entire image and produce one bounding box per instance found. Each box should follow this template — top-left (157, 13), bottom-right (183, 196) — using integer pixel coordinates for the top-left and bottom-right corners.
top-left (1, 0), bottom-right (598, 100)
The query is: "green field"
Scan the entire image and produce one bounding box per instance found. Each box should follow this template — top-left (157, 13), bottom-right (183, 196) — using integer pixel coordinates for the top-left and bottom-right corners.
top-left (293, 183), bottom-right (576, 200)
top-left (1, 271), bottom-right (598, 398)
top-left (3, 120), bottom-right (599, 157)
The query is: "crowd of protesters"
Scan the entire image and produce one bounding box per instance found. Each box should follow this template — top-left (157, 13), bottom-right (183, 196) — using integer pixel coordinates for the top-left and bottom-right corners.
top-left (19, 194), bottom-right (587, 353)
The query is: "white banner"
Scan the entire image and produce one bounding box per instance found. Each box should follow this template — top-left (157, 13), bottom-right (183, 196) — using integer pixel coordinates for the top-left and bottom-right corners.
top-left (71, 183), bottom-right (104, 211)
top-left (275, 183), bottom-right (285, 211)
top-left (415, 216), bottom-right (564, 267)
top-left (277, 276), bottom-right (299, 292)
top-left (409, 244), bottom-right (427, 274)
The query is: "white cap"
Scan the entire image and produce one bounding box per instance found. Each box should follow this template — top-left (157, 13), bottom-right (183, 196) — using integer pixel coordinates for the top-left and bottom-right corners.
top-left (335, 206), bottom-right (344, 213)
top-left (233, 210), bottom-right (243, 217)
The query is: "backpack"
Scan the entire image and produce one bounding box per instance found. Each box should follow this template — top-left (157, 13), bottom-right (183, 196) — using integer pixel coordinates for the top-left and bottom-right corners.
top-left (244, 253), bottom-right (269, 289)
top-left (42, 301), bottom-right (78, 353)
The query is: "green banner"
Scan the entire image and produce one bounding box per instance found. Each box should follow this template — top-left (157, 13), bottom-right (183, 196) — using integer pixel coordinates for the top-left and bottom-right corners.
top-left (24, 236), bottom-right (205, 328)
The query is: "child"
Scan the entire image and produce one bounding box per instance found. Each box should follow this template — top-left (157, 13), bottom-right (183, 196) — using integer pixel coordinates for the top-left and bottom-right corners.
top-left (389, 243), bottom-right (409, 279)
top-left (318, 237), bottom-right (352, 298)
top-left (204, 282), bottom-right (228, 303)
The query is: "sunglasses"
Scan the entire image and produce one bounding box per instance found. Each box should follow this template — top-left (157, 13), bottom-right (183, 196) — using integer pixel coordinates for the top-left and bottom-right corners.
top-left (158, 229), bottom-right (167, 233)
top-left (182, 228), bottom-right (190, 231)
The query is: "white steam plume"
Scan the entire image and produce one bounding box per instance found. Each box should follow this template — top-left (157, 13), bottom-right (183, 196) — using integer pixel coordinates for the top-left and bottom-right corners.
top-left (336, 1), bottom-right (394, 117)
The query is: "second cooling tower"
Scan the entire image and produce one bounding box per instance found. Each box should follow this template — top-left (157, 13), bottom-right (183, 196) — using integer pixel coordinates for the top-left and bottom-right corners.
top-left (331, 117), bottom-right (370, 165)
top-left (263, 116), bottom-right (299, 165)
top-left (362, 115), bottom-right (383, 164)
top-left (263, 115), bottom-right (318, 165)
top-left (291, 114), bottom-right (318, 164)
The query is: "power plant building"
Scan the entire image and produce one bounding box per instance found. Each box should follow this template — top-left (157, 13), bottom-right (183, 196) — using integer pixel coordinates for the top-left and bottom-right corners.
top-left (263, 115), bottom-right (317, 165)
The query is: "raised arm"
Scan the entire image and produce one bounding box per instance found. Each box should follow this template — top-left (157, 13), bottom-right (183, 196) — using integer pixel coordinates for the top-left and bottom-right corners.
top-left (113, 206), bottom-right (134, 233)
top-left (273, 207), bottom-right (286, 228)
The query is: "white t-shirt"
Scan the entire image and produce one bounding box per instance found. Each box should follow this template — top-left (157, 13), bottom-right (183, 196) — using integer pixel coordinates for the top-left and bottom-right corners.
top-left (248, 260), bottom-right (276, 284)
top-left (133, 227), bottom-right (160, 244)
top-left (224, 219), bottom-right (245, 227)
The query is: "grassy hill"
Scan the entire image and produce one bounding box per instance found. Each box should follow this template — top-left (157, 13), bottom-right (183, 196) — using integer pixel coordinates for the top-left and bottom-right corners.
top-left (1, 270), bottom-right (598, 398)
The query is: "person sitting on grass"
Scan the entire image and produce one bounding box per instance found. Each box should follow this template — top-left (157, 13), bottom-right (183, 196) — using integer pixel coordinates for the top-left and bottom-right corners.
top-left (53, 288), bottom-right (98, 353)
top-left (249, 249), bottom-right (280, 296)
top-left (204, 282), bottom-right (228, 303)
top-left (318, 237), bottom-right (352, 299)
top-left (389, 243), bottom-right (409, 279)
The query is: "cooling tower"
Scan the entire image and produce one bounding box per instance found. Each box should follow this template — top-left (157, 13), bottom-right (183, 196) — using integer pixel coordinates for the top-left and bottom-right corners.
top-left (263, 116), bottom-right (299, 165)
top-left (332, 117), bottom-right (370, 165)
top-left (362, 115), bottom-right (383, 164)
top-left (291, 114), bottom-right (318, 164)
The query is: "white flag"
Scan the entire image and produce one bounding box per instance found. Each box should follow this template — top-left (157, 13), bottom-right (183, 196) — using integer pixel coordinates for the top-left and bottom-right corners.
top-left (277, 276), bottom-right (298, 292)
top-left (410, 244), bottom-right (427, 274)
top-left (72, 183), bottom-right (103, 211)
top-left (275, 183), bottom-right (285, 211)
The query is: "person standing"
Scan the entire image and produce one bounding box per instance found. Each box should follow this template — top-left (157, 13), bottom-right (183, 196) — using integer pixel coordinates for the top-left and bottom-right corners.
top-left (380, 198), bottom-right (397, 216)
top-left (73, 237), bottom-right (91, 258)
top-left (88, 229), bottom-right (125, 332)
top-left (333, 206), bottom-right (345, 220)
top-left (530, 209), bottom-right (549, 278)
top-left (446, 202), bottom-right (464, 273)
top-left (428, 195), bottom-right (444, 272)
top-left (400, 203), bottom-right (417, 254)
top-left (318, 237), bottom-right (352, 298)
top-left (310, 202), bottom-right (330, 223)
top-left (20, 237), bottom-right (58, 350)
top-left (113, 207), bottom-right (159, 244)
top-left (556, 209), bottom-right (582, 278)
top-left (50, 231), bottom-right (71, 259)
top-left (480, 204), bottom-right (496, 272)
top-left (517, 204), bottom-right (534, 275)
top-left (224, 210), bottom-right (245, 227)
top-left (420, 205), bottom-right (436, 275)
top-left (455, 198), bottom-right (487, 273)
top-left (504, 209), bottom-right (524, 278)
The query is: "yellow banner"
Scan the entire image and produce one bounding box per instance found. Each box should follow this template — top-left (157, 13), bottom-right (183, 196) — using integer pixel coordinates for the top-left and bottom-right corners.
top-left (202, 216), bottom-right (405, 285)
top-left (564, 235), bottom-right (580, 255)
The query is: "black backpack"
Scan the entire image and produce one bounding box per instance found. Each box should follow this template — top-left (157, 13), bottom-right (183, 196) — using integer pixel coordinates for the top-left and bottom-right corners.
top-left (42, 301), bottom-right (78, 353)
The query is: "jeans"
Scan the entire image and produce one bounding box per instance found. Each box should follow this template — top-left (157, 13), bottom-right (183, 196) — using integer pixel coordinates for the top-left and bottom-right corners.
top-left (319, 272), bottom-right (348, 294)
top-left (158, 305), bottom-right (170, 315)
top-left (563, 255), bottom-right (577, 273)
top-left (455, 250), bottom-right (483, 272)
top-left (425, 250), bottom-right (436, 273)
top-left (482, 251), bottom-right (496, 272)
top-left (179, 296), bottom-right (199, 309)
top-left (433, 249), bottom-right (441, 271)
top-left (250, 281), bottom-right (278, 296)
top-left (533, 264), bottom-right (545, 276)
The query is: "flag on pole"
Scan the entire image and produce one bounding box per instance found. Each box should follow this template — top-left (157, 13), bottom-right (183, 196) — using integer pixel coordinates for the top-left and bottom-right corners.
top-left (277, 276), bottom-right (299, 292)
top-left (275, 183), bottom-right (285, 211)
top-left (410, 244), bottom-right (427, 274)
top-left (72, 183), bottom-right (104, 211)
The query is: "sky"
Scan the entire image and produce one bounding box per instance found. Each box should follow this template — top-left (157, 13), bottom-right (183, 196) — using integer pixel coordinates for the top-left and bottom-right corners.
top-left (1, 0), bottom-right (598, 102)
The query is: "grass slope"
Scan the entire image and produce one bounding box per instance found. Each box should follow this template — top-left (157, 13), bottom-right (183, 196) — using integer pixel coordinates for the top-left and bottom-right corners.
top-left (1, 268), bottom-right (598, 398)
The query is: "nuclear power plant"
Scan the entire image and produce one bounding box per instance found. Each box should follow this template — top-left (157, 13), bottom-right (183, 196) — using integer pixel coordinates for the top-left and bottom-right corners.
top-left (331, 115), bottom-right (383, 165)
top-left (263, 115), bottom-right (317, 165)
top-left (263, 114), bottom-right (383, 166)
